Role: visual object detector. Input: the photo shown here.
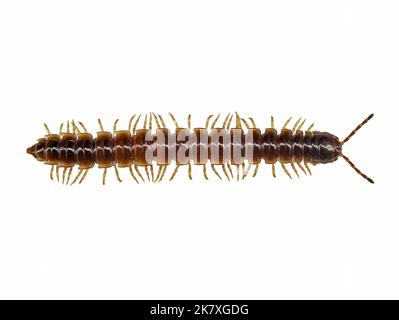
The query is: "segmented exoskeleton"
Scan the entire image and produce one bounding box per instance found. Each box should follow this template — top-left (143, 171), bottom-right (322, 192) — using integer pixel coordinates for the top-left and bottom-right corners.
top-left (27, 113), bottom-right (374, 185)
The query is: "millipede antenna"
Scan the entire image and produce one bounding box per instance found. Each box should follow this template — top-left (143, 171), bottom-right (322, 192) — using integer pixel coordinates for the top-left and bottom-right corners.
top-left (340, 153), bottom-right (374, 184)
top-left (341, 114), bottom-right (374, 146)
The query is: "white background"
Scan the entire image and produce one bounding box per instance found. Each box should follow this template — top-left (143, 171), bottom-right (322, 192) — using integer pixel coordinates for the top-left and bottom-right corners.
top-left (0, 1), bottom-right (398, 299)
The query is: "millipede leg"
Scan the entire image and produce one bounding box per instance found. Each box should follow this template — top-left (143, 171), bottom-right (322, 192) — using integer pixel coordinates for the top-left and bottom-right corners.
top-left (150, 164), bottom-right (154, 182)
top-left (152, 113), bottom-right (161, 129)
top-left (72, 120), bottom-right (80, 134)
top-left (114, 165), bottom-right (122, 182)
top-left (59, 122), bottom-right (64, 134)
top-left (290, 162), bottom-right (300, 178)
top-left (243, 163), bottom-right (252, 179)
top-left (50, 165), bottom-right (54, 181)
top-left (222, 113), bottom-right (231, 129)
top-left (143, 114), bottom-right (148, 130)
top-left (236, 165), bottom-right (239, 181)
top-left (62, 167), bottom-right (67, 184)
top-left (129, 165), bottom-right (140, 184)
top-left (144, 165), bottom-right (151, 182)
top-left (226, 114), bottom-right (233, 130)
top-left (133, 114), bottom-right (142, 134)
top-left (128, 114), bottom-right (136, 132)
top-left (78, 121), bottom-right (88, 133)
top-left (168, 112), bottom-right (179, 128)
top-left (282, 117), bottom-right (292, 129)
top-left (113, 119), bottom-right (119, 135)
top-left (103, 168), bottom-right (107, 185)
top-left (79, 169), bottom-right (89, 184)
top-left (71, 119), bottom-right (78, 134)
top-left (158, 165), bottom-right (168, 183)
top-left (248, 117), bottom-right (256, 128)
top-left (70, 169), bottom-right (83, 186)
top-left (242, 164), bottom-right (247, 179)
top-left (157, 114), bottom-right (166, 128)
top-left (241, 163), bottom-right (249, 179)
top-left (203, 164), bottom-right (208, 180)
top-left (241, 118), bottom-right (250, 129)
top-left (154, 165), bottom-right (163, 183)
top-left (43, 123), bottom-right (51, 135)
top-left (66, 167), bottom-right (73, 185)
top-left (272, 163), bottom-right (276, 178)
top-left (72, 122), bottom-right (79, 135)
top-left (235, 112), bottom-right (242, 129)
top-left (221, 164), bottom-right (230, 181)
top-left (296, 162), bottom-right (307, 175)
top-left (271, 116), bottom-right (274, 129)
top-left (307, 123), bottom-right (315, 132)
top-left (56, 166), bottom-right (60, 182)
top-left (227, 163), bottom-right (234, 179)
top-left (211, 164), bottom-right (222, 180)
top-left (169, 165), bottom-right (180, 181)
top-left (188, 114), bottom-right (191, 129)
top-left (98, 119), bottom-right (104, 132)
top-left (304, 162), bottom-right (312, 175)
top-left (292, 117), bottom-right (302, 132)
top-left (253, 163), bottom-right (259, 178)
top-left (205, 114), bottom-right (213, 129)
top-left (188, 162), bottom-right (192, 180)
top-left (149, 112), bottom-right (153, 131)
top-left (281, 163), bottom-right (292, 179)
top-left (211, 113), bottom-right (221, 129)
top-left (297, 119), bottom-right (306, 133)
top-left (134, 165), bottom-right (145, 182)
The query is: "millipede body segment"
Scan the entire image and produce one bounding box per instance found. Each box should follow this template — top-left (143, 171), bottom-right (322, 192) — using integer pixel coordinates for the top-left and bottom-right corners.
top-left (27, 113), bottom-right (375, 185)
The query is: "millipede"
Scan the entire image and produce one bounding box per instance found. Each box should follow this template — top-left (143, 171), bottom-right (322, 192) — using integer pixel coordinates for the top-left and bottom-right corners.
top-left (26, 113), bottom-right (375, 185)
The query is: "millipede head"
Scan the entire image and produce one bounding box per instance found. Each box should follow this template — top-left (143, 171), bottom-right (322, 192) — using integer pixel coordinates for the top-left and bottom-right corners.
top-left (319, 133), bottom-right (342, 164)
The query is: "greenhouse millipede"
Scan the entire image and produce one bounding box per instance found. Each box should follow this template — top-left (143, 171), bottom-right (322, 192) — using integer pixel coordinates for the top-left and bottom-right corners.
top-left (26, 112), bottom-right (374, 185)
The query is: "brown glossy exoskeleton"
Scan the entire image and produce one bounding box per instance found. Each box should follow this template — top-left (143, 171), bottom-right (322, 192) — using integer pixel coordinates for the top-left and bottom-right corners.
top-left (27, 113), bottom-right (374, 185)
